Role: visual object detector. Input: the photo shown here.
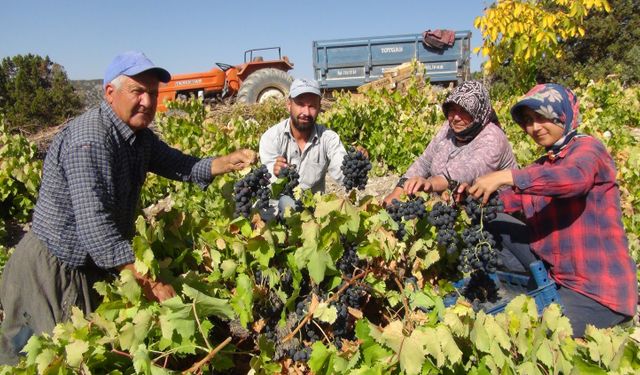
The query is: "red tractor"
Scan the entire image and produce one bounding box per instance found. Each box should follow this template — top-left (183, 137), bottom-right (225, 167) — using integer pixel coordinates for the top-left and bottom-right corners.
top-left (157, 47), bottom-right (294, 112)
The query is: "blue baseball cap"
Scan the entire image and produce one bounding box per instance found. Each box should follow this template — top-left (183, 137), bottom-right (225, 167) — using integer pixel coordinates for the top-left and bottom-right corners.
top-left (103, 51), bottom-right (171, 88)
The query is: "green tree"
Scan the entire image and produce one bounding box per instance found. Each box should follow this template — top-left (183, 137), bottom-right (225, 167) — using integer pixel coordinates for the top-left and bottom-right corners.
top-left (536, 0), bottom-right (640, 87)
top-left (0, 54), bottom-right (82, 133)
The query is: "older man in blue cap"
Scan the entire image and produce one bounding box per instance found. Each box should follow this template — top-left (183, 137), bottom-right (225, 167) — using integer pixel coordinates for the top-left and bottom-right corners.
top-left (0, 51), bottom-right (257, 364)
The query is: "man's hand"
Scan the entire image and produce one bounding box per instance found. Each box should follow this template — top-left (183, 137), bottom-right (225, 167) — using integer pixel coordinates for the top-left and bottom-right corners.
top-left (273, 155), bottom-right (289, 178)
top-left (354, 145), bottom-right (369, 159)
top-left (141, 279), bottom-right (176, 302)
top-left (211, 149), bottom-right (257, 175)
top-left (383, 187), bottom-right (403, 207)
top-left (467, 170), bottom-right (514, 205)
top-left (404, 177), bottom-right (433, 196)
top-left (119, 263), bottom-right (176, 302)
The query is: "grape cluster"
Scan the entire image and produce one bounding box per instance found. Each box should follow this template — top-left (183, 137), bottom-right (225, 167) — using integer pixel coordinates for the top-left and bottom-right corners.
top-left (459, 225), bottom-right (501, 273)
top-left (341, 147), bottom-right (371, 190)
top-left (462, 270), bottom-right (499, 306)
top-left (233, 165), bottom-right (272, 218)
top-left (427, 201), bottom-right (459, 254)
top-left (386, 197), bottom-right (427, 239)
top-left (331, 283), bottom-right (365, 347)
top-left (277, 164), bottom-right (300, 197)
top-left (338, 237), bottom-right (366, 276)
top-left (464, 193), bottom-right (504, 225)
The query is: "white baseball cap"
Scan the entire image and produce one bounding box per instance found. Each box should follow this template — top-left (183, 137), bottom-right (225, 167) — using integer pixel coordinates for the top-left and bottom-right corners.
top-left (289, 78), bottom-right (321, 98)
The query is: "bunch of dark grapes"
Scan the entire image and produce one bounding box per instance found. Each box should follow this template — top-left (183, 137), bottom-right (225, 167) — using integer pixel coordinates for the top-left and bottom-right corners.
top-left (277, 164), bottom-right (300, 197)
top-left (386, 197), bottom-right (427, 239)
top-left (331, 283), bottom-right (366, 348)
top-left (341, 147), bottom-right (371, 190)
top-left (464, 193), bottom-right (504, 225)
top-left (338, 237), bottom-right (366, 276)
top-left (233, 165), bottom-right (272, 218)
top-left (458, 225), bottom-right (501, 274)
top-left (462, 270), bottom-right (499, 306)
top-left (427, 201), bottom-right (459, 254)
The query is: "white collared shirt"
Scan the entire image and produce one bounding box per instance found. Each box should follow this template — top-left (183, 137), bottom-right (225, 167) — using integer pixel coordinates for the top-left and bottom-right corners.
top-left (259, 119), bottom-right (347, 193)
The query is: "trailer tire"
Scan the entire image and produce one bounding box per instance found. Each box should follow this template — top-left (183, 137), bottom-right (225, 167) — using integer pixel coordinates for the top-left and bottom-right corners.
top-left (237, 68), bottom-right (293, 104)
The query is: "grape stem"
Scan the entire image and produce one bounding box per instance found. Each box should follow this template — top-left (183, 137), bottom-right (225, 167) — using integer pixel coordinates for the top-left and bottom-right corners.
top-left (283, 268), bottom-right (369, 343)
top-left (183, 336), bottom-right (232, 374)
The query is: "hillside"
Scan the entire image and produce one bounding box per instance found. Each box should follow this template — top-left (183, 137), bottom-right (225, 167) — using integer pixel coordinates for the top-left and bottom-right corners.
top-left (71, 79), bottom-right (103, 109)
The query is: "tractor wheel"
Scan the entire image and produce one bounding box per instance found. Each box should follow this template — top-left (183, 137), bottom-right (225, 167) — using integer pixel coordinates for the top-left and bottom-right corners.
top-left (237, 68), bottom-right (293, 104)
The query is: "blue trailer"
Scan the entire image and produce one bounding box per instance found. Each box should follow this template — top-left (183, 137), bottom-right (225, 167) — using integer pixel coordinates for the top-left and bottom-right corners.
top-left (312, 31), bottom-right (472, 91)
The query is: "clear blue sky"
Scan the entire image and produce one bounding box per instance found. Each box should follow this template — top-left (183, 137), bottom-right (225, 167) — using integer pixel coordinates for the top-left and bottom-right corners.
top-left (1, 0), bottom-right (492, 81)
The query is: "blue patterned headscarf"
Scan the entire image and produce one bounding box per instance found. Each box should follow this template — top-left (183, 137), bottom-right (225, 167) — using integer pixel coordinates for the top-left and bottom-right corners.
top-left (510, 83), bottom-right (581, 152)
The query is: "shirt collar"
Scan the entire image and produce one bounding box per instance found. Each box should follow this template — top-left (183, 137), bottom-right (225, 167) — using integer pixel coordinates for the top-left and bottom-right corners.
top-left (101, 101), bottom-right (137, 145)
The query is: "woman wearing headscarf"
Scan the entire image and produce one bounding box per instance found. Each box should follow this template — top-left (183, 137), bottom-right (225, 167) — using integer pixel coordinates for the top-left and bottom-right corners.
top-left (462, 83), bottom-right (637, 337)
top-left (383, 80), bottom-right (517, 205)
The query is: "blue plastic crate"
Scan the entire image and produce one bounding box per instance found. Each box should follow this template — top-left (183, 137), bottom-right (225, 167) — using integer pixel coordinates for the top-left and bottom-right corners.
top-left (446, 261), bottom-right (562, 315)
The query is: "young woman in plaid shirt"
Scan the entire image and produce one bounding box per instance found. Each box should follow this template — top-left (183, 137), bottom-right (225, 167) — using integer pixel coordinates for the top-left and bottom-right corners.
top-left (460, 83), bottom-right (637, 337)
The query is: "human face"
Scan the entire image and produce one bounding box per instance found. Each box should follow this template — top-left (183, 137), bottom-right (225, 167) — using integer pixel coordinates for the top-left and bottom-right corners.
top-left (105, 71), bottom-right (159, 131)
top-left (519, 107), bottom-right (564, 147)
top-left (287, 93), bottom-right (321, 132)
top-left (446, 103), bottom-right (474, 133)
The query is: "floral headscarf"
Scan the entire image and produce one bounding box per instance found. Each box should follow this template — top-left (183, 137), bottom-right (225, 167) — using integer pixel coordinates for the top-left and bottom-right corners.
top-left (510, 83), bottom-right (581, 152)
top-left (442, 80), bottom-right (494, 142)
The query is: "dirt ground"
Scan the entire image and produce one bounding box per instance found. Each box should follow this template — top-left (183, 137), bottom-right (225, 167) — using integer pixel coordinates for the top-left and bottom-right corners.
top-left (325, 174), bottom-right (400, 201)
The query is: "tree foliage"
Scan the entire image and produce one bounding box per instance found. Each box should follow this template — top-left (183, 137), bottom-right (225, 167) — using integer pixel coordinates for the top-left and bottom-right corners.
top-left (0, 54), bottom-right (83, 133)
top-left (536, 0), bottom-right (640, 87)
top-left (475, 0), bottom-right (611, 91)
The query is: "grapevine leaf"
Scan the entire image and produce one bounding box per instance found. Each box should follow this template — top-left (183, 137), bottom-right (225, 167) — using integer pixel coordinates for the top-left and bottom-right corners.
top-left (230, 274), bottom-right (253, 327)
top-left (307, 248), bottom-right (332, 284)
top-left (35, 348), bottom-right (59, 374)
top-left (117, 269), bottom-right (142, 303)
top-left (535, 340), bottom-right (554, 368)
top-left (314, 198), bottom-right (345, 218)
top-left (182, 284), bottom-right (234, 319)
top-left (294, 221), bottom-right (320, 269)
top-left (309, 341), bottom-right (333, 374)
top-left (470, 313), bottom-right (491, 353)
top-left (119, 309), bottom-right (152, 352)
top-left (400, 330), bottom-right (427, 375)
top-left (220, 259), bottom-right (237, 279)
top-left (437, 325), bottom-right (463, 365)
top-left (313, 302), bottom-right (338, 324)
top-left (65, 339), bottom-right (89, 368)
top-left (247, 235), bottom-right (275, 268)
top-left (378, 320), bottom-right (404, 351)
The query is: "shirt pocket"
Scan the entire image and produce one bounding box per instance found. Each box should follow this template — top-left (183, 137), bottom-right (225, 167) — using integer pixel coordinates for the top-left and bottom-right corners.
top-left (300, 161), bottom-right (326, 189)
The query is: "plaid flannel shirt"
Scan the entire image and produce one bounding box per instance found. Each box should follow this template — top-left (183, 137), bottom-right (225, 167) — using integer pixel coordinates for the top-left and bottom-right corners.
top-left (500, 136), bottom-right (637, 316)
top-left (32, 101), bottom-right (213, 269)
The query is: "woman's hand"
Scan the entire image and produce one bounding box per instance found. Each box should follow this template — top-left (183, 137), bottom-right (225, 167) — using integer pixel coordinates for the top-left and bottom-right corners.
top-left (383, 187), bottom-right (403, 207)
top-left (467, 170), bottom-right (514, 204)
top-left (404, 177), bottom-right (433, 196)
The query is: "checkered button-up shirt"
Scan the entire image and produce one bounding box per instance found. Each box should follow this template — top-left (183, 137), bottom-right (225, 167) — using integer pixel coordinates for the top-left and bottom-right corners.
top-left (32, 101), bottom-right (213, 269)
top-left (500, 136), bottom-right (638, 316)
